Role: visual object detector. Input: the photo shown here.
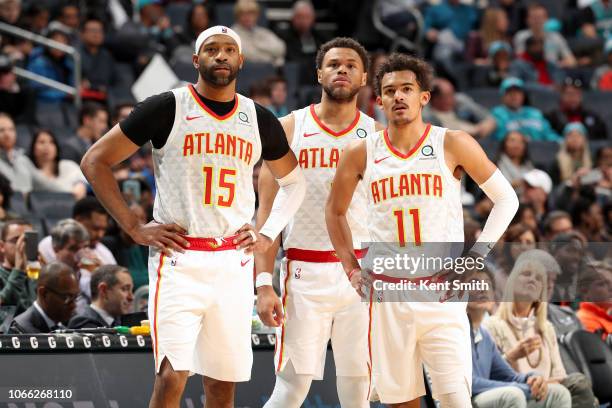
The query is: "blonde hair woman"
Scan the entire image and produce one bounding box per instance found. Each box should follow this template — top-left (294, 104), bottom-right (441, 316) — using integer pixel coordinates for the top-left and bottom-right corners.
top-left (467, 8), bottom-right (510, 63)
top-left (553, 123), bottom-right (592, 184)
top-left (485, 255), bottom-right (597, 407)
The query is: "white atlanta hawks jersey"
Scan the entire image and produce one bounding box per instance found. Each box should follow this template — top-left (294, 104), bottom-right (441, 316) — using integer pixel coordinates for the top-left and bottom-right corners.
top-left (363, 124), bottom-right (464, 246)
top-left (282, 105), bottom-right (375, 251)
top-left (152, 85), bottom-right (262, 237)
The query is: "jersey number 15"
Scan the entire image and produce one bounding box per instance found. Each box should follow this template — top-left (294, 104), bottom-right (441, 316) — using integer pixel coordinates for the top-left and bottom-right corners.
top-left (203, 165), bottom-right (236, 207)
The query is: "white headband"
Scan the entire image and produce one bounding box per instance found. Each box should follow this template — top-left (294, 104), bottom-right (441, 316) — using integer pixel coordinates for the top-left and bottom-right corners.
top-left (194, 25), bottom-right (242, 55)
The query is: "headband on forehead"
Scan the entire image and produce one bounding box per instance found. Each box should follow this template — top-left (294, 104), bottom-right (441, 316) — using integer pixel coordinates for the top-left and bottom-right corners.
top-left (194, 25), bottom-right (242, 55)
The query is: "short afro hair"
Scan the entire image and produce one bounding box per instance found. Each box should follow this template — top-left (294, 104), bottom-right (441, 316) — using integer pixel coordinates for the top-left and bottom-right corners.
top-left (315, 37), bottom-right (369, 72)
top-left (374, 53), bottom-right (434, 96)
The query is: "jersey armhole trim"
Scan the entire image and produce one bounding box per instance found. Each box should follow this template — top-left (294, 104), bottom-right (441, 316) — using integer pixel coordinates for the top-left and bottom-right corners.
top-left (439, 129), bottom-right (462, 185)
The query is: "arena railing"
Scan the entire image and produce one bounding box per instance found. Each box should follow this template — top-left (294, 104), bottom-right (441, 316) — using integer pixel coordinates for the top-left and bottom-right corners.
top-left (0, 21), bottom-right (82, 109)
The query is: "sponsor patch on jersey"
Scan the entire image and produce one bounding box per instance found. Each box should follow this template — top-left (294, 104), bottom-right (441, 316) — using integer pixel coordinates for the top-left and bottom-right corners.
top-left (419, 144), bottom-right (436, 159)
top-left (237, 111), bottom-right (252, 127)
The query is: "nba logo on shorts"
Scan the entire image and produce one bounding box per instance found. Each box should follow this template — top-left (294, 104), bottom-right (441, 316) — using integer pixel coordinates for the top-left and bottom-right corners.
top-left (294, 267), bottom-right (301, 279)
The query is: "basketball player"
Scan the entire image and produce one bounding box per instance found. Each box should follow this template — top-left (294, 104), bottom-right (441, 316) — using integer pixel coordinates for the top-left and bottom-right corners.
top-left (254, 38), bottom-right (386, 407)
top-left (325, 54), bottom-right (519, 407)
top-left (80, 26), bottom-right (306, 408)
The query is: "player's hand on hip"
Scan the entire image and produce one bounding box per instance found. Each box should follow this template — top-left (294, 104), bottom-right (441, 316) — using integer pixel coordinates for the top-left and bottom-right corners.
top-left (130, 221), bottom-right (189, 256)
top-left (433, 263), bottom-right (478, 302)
top-left (349, 268), bottom-right (372, 298)
top-left (233, 224), bottom-right (272, 254)
top-left (256, 285), bottom-right (284, 327)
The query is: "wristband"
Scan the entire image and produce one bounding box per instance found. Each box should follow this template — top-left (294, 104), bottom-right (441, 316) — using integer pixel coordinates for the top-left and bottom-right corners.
top-left (255, 272), bottom-right (273, 288)
top-left (348, 268), bottom-right (360, 280)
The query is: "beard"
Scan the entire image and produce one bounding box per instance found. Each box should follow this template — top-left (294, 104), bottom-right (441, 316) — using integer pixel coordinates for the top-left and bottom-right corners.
top-left (199, 62), bottom-right (239, 87)
top-left (322, 82), bottom-right (361, 103)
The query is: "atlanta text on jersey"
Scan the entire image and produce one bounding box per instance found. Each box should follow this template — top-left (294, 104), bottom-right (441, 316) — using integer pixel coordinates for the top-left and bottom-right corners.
top-left (182, 132), bottom-right (254, 165)
top-left (370, 172), bottom-right (443, 204)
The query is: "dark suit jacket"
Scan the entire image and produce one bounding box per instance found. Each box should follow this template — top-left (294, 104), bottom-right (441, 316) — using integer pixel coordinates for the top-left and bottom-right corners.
top-left (68, 305), bottom-right (112, 329)
top-left (9, 305), bottom-right (52, 334)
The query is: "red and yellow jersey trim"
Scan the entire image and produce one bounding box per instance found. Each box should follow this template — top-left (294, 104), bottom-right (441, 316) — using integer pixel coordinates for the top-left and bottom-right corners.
top-left (383, 124), bottom-right (431, 160)
top-left (188, 84), bottom-right (239, 121)
top-left (309, 104), bottom-right (360, 137)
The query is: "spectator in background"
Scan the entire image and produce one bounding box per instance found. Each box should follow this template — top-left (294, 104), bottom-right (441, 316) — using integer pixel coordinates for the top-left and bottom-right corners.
top-left (0, 219), bottom-right (34, 312)
top-left (136, 0), bottom-right (180, 58)
top-left (469, 268), bottom-right (571, 408)
top-left (282, 0), bottom-right (327, 85)
top-left (177, 2), bottom-right (211, 46)
top-left (550, 123), bottom-right (593, 185)
top-left (542, 211), bottom-right (573, 241)
top-left (467, 8), bottom-right (511, 64)
top-left (0, 54), bottom-right (29, 121)
top-left (20, 3), bottom-right (50, 35)
top-left (26, 25), bottom-right (74, 103)
top-left (378, 0), bottom-right (424, 43)
top-left (510, 35), bottom-right (564, 87)
top-left (512, 203), bottom-right (539, 232)
top-left (28, 129), bottom-right (87, 199)
top-left (496, 130), bottom-right (534, 188)
top-left (0, 173), bottom-right (18, 222)
top-left (577, 261), bottom-right (612, 339)
top-left (571, 196), bottom-right (609, 243)
top-left (68, 265), bottom-right (133, 329)
top-left (111, 103), bottom-right (134, 126)
top-left (490, 78), bottom-right (561, 141)
top-left (591, 39), bottom-right (612, 91)
top-left (593, 146), bottom-right (612, 204)
top-left (485, 256), bottom-right (596, 408)
top-left (494, 222), bottom-right (539, 299)
top-left (512, 250), bottom-right (583, 337)
top-left (232, 0), bottom-right (286, 67)
top-left (102, 202), bottom-right (148, 290)
top-left (38, 219), bottom-right (89, 268)
top-left (424, 0), bottom-right (479, 69)
top-left (578, 0), bottom-right (612, 40)
top-left (10, 261), bottom-right (79, 333)
top-left (0, 113), bottom-right (63, 194)
top-left (79, 17), bottom-right (119, 103)
top-left (549, 231), bottom-right (588, 301)
top-left (0, 0), bottom-right (21, 25)
top-left (479, 41), bottom-right (514, 88)
top-left (268, 76), bottom-right (289, 118)
top-left (546, 79), bottom-right (608, 140)
top-left (357, 51), bottom-right (387, 124)
top-left (514, 3), bottom-right (576, 68)
top-left (63, 102), bottom-right (109, 163)
top-left (424, 77), bottom-right (495, 139)
top-left (491, 0), bottom-right (526, 36)
top-left (522, 168), bottom-right (553, 222)
top-left (56, 2), bottom-right (80, 35)
top-left (249, 82), bottom-right (271, 108)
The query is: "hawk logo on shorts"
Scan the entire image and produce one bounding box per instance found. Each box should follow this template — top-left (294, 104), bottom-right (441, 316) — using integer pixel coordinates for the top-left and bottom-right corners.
top-left (170, 258), bottom-right (177, 266)
top-left (294, 267), bottom-right (301, 279)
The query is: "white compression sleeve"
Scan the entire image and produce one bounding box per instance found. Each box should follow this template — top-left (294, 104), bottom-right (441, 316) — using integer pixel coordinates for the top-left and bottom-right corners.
top-left (259, 165), bottom-right (306, 241)
top-left (471, 169), bottom-right (519, 257)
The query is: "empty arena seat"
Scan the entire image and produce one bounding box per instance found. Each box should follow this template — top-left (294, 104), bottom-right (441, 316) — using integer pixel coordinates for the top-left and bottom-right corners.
top-left (527, 87), bottom-right (559, 113)
top-left (28, 191), bottom-right (75, 220)
top-left (236, 62), bottom-right (276, 95)
top-left (528, 140), bottom-right (559, 170)
top-left (479, 137), bottom-right (500, 161)
top-left (563, 329), bottom-right (612, 404)
top-left (166, 2), bottom-right (191, 28)
top-left (465, 88), bottom-right (500, 110)
top-left (8, 192), bottom-right (28, 217)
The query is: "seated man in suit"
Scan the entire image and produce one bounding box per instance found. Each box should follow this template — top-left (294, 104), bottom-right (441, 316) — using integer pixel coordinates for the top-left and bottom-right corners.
top-left (68, 265), bottom-right (133, 329)
top-left (9, 262), bottom-right (79, 333)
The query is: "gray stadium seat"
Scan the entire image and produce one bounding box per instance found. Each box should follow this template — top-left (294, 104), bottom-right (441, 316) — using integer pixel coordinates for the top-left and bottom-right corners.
top-left (529, 140), bottom-right (559, 170)
top-left (28, 191), bottom-right (75, 221)
top-left (527, 87), bottom-right (559, 113)
top-left (8, 192), bottom-right (28, 217)
top-left (172, 60), bottom-right (198, 83)
top-left (166, 2), bottom-right (191, 28)
top-left (582, 91), bottom-right (612, 139)
top-left (465, 88), bottom-right (500, 110)
top-left (236, 62), bottom-right (276, 96)
top-left (563, 330), bottom-right (612, 404)
top-left (478, 137), bottom-right (500, 161)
